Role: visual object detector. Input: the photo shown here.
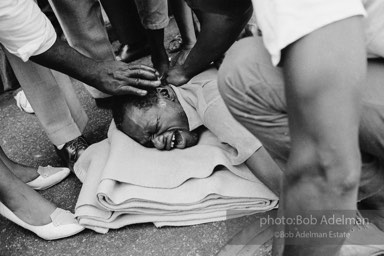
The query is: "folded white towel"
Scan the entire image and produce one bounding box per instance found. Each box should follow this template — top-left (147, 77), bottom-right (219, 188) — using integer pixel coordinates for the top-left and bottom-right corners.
top-left (74, 123), bottom-right (278, 233)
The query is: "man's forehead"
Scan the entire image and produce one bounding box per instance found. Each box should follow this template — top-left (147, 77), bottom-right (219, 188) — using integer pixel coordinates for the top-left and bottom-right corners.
top-left (122, 108), bottom-right (151, 142)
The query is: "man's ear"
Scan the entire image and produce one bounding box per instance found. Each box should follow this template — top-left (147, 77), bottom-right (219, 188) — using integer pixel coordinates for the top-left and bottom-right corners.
top-left (156, 87), bottom-right (176, 101)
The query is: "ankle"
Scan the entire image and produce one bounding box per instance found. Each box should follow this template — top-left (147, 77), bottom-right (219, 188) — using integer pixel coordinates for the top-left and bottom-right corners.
top-left (3, 186), bottom-right (56, 225)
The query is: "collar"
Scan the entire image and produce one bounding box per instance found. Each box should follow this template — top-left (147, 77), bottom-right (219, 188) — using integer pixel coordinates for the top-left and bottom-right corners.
top-left (170, 85), bottom-right (202, 131)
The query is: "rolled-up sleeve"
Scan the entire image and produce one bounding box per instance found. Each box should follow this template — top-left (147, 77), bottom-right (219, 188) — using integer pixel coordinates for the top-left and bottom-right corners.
top-left (0, 0), bottom-right (56, 62)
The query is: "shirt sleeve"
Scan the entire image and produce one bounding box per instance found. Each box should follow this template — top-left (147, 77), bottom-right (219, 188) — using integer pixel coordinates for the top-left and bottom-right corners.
top-left (252, 0), bottom-right (366, 66)
top-left (0, 0), bottom-right (57, 62)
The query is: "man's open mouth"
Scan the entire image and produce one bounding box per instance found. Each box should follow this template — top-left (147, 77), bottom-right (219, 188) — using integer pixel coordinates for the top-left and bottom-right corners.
top-left (170, 130), bottom-right (181, 149)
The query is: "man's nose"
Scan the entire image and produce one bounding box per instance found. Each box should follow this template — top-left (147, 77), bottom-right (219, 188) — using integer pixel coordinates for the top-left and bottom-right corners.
top-left (151, 135), bottom-right (165, 150)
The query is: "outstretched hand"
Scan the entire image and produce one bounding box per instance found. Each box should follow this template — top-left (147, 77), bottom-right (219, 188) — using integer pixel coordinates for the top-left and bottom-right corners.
top-left (93, 61), bottom-right (161, 96)
top-left (30, 38), bottom-right (161, 96)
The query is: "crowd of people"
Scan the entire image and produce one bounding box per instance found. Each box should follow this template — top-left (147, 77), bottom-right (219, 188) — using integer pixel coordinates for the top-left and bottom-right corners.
top-left (0, 0), bottom-right (383, 255)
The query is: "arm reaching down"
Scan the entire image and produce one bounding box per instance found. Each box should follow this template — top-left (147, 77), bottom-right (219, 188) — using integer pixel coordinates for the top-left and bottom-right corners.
top-left (245, 147), bottom-right (283, 196)
top-left (166, 0), bottom-right (253, 86)
top-left (0, 0), bottom-right (160, 96)
top-left (30, 38), bottom-right (161, 96)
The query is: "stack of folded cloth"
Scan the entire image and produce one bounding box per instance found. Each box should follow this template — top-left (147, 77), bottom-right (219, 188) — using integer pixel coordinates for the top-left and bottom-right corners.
top-left (74, 123), bottom-right (278, 234)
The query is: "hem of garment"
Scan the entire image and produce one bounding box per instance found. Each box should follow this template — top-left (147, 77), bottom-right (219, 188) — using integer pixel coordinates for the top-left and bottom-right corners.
top-left (46, 115), bottom-right (88, 146)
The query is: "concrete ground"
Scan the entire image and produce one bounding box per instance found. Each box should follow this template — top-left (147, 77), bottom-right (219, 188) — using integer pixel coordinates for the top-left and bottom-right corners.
top-left (0, 18), bottom-right (272, 256)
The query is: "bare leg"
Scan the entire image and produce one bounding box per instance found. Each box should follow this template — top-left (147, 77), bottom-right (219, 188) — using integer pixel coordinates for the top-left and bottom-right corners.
top-left (280, 16), bottom-right (366, 255)
top-left (0, 157), bottom-right (56, 225)
top-left (0, 147), bottom-right (38, 183)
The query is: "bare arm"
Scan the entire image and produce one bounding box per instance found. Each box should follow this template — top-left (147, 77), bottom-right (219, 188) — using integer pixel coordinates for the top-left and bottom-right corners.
top-left (30, 38), bottom-right (161, 96)
top-left (279, 16), bottom-right (366, 256)
top-left (245, 147), bottom-right (283, 196)
top-left (166, 0), bottom-right (252, 86)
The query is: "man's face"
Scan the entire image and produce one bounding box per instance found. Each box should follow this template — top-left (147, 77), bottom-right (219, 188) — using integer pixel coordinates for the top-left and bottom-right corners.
top-left (120, 86), bottom-right (199, 150)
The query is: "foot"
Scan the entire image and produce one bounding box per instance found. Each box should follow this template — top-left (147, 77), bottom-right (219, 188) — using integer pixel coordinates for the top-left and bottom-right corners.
top-left (0, 169), bottom-right (83, 239)
top-left (0, 155), bottom-right (38, 183)
top-left (13, 90), bottom-right (34, 114)
top-left (55, 136), bottom-right (89, 171)
top-left (115, 43), bottom-right (151, 63)
top-left (3, 180), bottom-right (56, 226)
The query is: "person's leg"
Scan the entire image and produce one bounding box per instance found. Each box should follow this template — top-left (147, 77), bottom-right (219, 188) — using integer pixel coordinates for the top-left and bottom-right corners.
top-left (5, 51), bottom-right (87, 147)
top-left (0, 147), bottom-right (38, 183)
top-left (5, 49), bottom-right (89, 169)
top-left (100, 0), bottom-right (150, 63)
top-left (0, 151), bottom-right (56, 225)
top-left (134, 0), bottom-right (169, 76)
top-left (168, 0), bottom-right (196, 66)
top-left (48, 0), bottom-right (113, 99)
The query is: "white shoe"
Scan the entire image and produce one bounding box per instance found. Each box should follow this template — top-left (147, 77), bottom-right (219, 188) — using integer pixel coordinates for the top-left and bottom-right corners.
top-left (26, 166), bottom-right (70, 190)
top-left (339, 212), bottom-right (384, 256)
top-left (0, 202), bottom-right (84, 240)
top-left (14, 90), bottom-right (34, 114)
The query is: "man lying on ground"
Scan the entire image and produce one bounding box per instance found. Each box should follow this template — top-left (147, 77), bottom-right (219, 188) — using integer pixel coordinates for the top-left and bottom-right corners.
top-left (113, 45), bottom-right (384, 253)
top-left (112, 68), bottom-right (283, 196)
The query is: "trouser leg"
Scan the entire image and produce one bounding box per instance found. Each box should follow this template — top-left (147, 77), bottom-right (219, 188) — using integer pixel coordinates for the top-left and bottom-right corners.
top-left (100, 0), bottom-right (147, 46)
top-left (49, 0), bottom-right (113, 98)
top-left (5, 50), bottom-right (87, 146)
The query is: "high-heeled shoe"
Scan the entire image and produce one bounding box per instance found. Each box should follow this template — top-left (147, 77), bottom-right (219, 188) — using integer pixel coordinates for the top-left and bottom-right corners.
top-left (26, 166), bottom-right (70, 190)
top-left (0, 202), bottom-right (84, 240)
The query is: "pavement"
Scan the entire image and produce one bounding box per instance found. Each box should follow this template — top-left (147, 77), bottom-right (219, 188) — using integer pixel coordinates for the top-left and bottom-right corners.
top-left (0, 18), bottom-right (272, 256)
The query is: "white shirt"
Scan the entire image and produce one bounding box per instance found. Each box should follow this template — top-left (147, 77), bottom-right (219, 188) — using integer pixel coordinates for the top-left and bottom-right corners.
top-left (171, 68), bottom-right (263, 165)
top-left (363, 0), bottom-right (384, 59)
top-left (0, 0), bottom-right (56, 61)
top-left (251, 0), bottom-right (366, 65)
